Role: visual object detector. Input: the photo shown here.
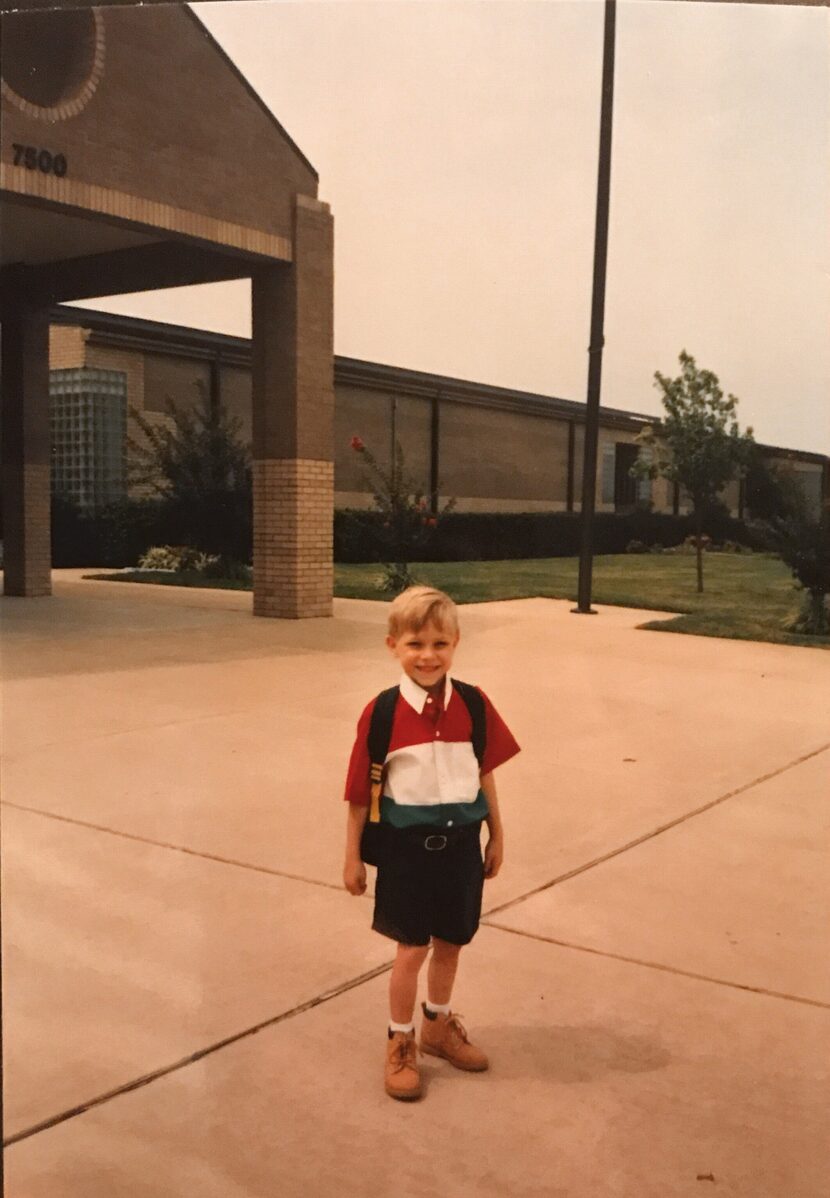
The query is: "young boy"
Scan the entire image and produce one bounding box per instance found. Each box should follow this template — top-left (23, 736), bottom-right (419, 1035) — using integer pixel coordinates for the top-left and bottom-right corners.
top-left (342, 585), bottom-right (520, 1101)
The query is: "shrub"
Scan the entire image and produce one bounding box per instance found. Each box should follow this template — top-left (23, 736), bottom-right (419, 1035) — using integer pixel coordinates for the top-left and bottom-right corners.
top-left (763, 506), bottom-right (830, 637)
top-left (782, 594), bottom-right (829, 637)
top-left (50, 494), bottom-right (252, 569)
top-left (349, 435), bottom-right (453, 594)
top-left (139, 545), bottom-right (192, 571)
top-left (137, 545), bottom-right (217, 572)
top-left (201, 555), bottom-right (251, 582)
top-left (128, 381), bottom-right (252, 561)
top-left (333, 509), bottom-right (762, 563)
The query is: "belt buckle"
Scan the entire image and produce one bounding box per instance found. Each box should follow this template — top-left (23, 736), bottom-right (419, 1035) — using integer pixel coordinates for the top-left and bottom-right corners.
top-left (424, 834), bottom-right (448, 851)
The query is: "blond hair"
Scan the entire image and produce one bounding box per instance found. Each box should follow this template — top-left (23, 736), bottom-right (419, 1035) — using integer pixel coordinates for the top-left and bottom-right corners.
top-left (387, 585), bottom-right (458, 638)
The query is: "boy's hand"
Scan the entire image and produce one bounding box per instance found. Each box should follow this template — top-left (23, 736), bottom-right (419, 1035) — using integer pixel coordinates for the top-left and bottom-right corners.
top-left (484, 835), bottom-right (503, 879)
top-left (343, 858), bottom-right (367, 896)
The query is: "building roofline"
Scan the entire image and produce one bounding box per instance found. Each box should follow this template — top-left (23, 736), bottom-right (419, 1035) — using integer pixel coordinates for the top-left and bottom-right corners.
top-left (183, 7), bottom-right (319, 184)
top-left (51, 305), bottom-right (829, 465)
top-left (0, 3), bottom-right (318, 181)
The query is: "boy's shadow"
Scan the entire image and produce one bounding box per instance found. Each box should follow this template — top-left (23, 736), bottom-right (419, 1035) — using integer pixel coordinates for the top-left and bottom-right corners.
top-left (467, 1023), bottom-right (671, 1083)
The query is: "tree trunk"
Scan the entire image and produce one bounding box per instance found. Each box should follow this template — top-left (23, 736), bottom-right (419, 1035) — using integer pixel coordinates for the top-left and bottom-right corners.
top-left (694, 507), bottom-right (704, 593)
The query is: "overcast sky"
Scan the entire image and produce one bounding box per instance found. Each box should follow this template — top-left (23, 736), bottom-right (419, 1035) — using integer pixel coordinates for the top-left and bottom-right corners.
top-left (78, 0), bottom-right (829, 454)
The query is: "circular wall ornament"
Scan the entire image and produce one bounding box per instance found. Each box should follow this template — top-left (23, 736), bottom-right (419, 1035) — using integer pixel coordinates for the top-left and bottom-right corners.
top-left (1, 8), bottom-right (105, 123)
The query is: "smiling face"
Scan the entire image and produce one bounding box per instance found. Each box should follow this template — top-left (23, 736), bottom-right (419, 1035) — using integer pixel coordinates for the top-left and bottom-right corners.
top-left (386, 619), bottom-right (460, 693)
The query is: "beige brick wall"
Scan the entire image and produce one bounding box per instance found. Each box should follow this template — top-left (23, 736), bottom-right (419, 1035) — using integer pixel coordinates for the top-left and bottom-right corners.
top-left (252, 458), bottom-right (333, 618)
top-left (334, 385), bottom-right (433, 496)
top-left (48, 325), bottom-right (88, 370)
top-left (1, 6), bottom-right (316, 250)
top-left (440, 402), bottom-right (571, 505)
top-left (220, 364), bottom-right (253, 445)
top-left (143, 353), bottom-right (210, 415)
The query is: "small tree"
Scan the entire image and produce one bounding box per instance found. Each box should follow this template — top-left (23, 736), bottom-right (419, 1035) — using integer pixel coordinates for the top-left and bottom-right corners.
top-left (128, 381), bottom-right (251, 564)
top-left (633, 351), bottom-right (754, 592)
top-left (350, 435), bottom-right (454, 594)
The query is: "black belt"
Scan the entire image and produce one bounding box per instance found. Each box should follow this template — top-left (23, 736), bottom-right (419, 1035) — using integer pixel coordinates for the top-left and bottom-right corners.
top-left (388, 821), bottom-right (481, 852)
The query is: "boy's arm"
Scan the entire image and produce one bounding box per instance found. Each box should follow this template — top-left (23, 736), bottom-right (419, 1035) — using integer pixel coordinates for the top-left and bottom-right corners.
top-left (344, 803), bottom-right (369, 895)
top-left (342, 701), bottom-right (374, 895)
top-left (480, 770), bottom-right (504, 879)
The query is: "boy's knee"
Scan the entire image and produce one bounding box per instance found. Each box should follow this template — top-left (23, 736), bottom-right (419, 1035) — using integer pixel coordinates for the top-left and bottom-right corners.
top-left (431, 937), bottom-right (462, 960)
top-left (396, 942), bottom-right (430, 968)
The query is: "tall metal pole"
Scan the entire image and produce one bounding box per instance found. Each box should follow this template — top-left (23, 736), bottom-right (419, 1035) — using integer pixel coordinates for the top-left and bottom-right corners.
top-left (574, 0), bottom-right (616, 614)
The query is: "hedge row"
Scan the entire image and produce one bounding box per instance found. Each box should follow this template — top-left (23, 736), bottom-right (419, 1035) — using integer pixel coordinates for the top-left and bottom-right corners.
top-left (334, 507), bottom-right (767, 562)
top-left (50, 495), bottom-right (766, 568)
top-left (51, 493), bottom-right (252, 568)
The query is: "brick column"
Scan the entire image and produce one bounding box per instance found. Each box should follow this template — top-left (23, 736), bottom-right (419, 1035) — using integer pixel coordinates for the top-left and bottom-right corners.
top-left (1, 304), bottom-right (52, 597)
top-left (251, 195), bottom-right (334, 618)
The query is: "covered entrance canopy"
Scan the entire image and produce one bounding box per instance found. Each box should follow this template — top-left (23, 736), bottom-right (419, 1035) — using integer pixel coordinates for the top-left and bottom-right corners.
top-left (0, 0), bottom-right (334, 617)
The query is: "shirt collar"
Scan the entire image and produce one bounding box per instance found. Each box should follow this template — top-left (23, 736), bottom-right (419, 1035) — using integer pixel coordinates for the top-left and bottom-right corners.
top-left (399, 671), bottom-right (453, 714)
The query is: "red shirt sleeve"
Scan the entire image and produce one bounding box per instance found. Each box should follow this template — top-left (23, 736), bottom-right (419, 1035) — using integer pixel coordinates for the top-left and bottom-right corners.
top-left (343, 699), bottom-right (375, 806)
top-left (479, 689), bottom-right (521, 775)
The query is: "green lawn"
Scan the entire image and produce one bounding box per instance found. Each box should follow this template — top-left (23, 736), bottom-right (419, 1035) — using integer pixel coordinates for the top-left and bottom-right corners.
top-left (86, 553), bottom-right (829, 649)
top-left (334, 554), bottom-right (828, 649)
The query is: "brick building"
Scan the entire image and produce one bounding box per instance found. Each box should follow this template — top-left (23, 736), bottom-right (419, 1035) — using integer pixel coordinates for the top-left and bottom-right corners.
top-left (3, 2), bottom-right (826, 611)
top-left (1, 0), bottom-right (333, 616)
top-left (48, 305), bottom-right (828, 522)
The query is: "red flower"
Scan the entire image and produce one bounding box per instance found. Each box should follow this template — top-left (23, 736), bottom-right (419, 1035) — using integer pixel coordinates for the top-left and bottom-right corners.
top-left (350, 435), bottom-right (365, 452)
top-left (425, 516), bottom-right (437, 527)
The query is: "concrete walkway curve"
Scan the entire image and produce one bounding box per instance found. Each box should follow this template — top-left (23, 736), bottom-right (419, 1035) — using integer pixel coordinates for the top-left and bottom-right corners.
top-left (2, 571), bottom-right (829, 1196)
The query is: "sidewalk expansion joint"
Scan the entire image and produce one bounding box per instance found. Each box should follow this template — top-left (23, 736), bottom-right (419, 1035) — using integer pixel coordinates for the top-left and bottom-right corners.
top-left (483, 740), bottom-right (830, 921)
top-left (3, 959), bottom-right (394, 1149)
top-left (3, 698), bottom-right (312, 757)
top-left (481, 923), bottom-right (830, 1011)
top-left (1, 800), bottom-right (348, 894)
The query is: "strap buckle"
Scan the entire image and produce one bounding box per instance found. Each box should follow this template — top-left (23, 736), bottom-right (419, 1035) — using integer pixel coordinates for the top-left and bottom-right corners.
top-left (424, 834), bottom-right (448, 851)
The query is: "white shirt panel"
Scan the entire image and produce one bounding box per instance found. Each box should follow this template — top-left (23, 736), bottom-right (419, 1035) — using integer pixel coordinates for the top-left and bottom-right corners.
top-left (385, 740), bottom-right (481, 807)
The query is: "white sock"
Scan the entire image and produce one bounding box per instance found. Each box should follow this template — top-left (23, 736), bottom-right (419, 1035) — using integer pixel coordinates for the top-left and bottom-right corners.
top-left (389, 1021), bottom-right (415, 1035)
top-left (425, 1001), bottom-right (450, 1016)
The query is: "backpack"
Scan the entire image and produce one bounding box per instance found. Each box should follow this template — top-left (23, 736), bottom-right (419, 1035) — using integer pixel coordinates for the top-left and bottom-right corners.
top-left (360, 679), bottom-right (487, 866)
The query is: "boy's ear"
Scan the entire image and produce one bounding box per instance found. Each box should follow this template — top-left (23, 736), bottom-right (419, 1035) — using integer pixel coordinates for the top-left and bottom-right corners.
top-left (385, 635), bottom-right (397, 653)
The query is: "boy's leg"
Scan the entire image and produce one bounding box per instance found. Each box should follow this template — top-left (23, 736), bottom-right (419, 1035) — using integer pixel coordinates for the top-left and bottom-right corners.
top-left (389, 942), bottom-right (430, 1024)
top-left (386, 942), bottom-right (429, 1102)
top-left (426, 936), bottom-right (461, 1006)
top-left (420, 937), bottom-right (488, 1072)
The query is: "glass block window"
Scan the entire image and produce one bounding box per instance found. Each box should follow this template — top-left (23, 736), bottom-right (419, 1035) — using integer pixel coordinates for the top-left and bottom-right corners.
top-left (50, 368), bottom-right (127, 510)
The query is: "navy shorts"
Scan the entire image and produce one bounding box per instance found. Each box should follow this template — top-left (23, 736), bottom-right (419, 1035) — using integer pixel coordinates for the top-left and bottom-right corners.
top-left (372, 822), bottom-right (484, 947)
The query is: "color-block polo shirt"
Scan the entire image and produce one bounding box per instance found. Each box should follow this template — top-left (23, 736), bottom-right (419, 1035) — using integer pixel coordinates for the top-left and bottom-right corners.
top-left (344, 673), bottom-right (520, 829)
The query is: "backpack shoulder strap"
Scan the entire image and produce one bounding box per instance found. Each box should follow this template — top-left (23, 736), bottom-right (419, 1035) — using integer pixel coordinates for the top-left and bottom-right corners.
top-left (451, 679), bottom-right (487, 767)
top-left (367, 686), bottom-right (399, 764)
top-left (366, 686), bottom-right (399, 823)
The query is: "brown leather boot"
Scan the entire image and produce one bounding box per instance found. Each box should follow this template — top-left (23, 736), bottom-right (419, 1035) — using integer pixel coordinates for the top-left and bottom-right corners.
top-left (385, 1030), bottom-right (422, 1101)
top-left (419, 1004), bottom-right (489, 1071)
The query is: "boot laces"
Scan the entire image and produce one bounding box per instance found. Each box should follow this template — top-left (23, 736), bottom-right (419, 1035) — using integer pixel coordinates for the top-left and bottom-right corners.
top-left (446, 1013), bottom-right (470, 1044)
top-left (391, 1035), bottom-right (418, 1072)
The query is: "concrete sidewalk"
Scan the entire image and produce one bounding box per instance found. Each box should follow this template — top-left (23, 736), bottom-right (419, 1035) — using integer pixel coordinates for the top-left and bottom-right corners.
top-left (2, 571), bottom-right (828, 1197)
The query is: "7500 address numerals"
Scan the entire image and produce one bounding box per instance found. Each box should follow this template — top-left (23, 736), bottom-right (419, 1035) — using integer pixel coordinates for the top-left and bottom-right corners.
top-left (12, 144), bottom-right (68, 177)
